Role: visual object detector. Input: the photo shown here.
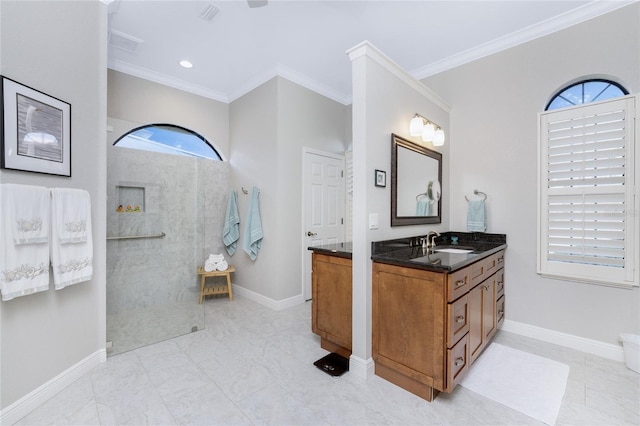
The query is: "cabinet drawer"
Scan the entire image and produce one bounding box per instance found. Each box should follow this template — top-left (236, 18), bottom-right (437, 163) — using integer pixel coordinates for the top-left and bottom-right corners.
top-left (484, 250), bottom-right (505, 280)
top-left (447, 294), bottom-right (469, 348)
top-left (469, 261), bottom-right (486, 288)
top-left (447, 268), bottom-right (470, 302)
top-left (446, 333), bottom-right (469, 392)
top-left (496, 269), bottom-right (505, 299)
top-left (496, 296), bottom-right (505, 328)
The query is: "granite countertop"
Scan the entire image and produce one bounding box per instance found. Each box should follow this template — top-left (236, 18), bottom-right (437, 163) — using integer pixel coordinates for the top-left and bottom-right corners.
top-left (372, 232), bottom-right (506, 272)
top-left (308, 232), bottom-right (506, 272)
top-left (308, 241), bottom-right (353, 259)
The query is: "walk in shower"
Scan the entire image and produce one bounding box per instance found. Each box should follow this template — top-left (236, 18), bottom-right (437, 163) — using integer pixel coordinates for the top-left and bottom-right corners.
top-left (106, 119), bottom-right (228, 355)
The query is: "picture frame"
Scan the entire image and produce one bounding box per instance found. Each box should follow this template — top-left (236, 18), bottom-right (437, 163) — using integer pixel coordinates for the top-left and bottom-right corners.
top-left (375, 169), bottom-right (386, 187)
top-left (1, 76), bottom-right (71, 176)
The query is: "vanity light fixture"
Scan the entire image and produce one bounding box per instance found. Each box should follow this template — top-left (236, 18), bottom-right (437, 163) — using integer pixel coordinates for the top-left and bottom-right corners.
top-left (409, 113), bottom-right (445, 146)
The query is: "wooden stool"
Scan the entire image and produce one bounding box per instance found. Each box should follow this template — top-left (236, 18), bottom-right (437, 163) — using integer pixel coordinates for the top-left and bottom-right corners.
top-left (197, 265), bottom-right (235, 304)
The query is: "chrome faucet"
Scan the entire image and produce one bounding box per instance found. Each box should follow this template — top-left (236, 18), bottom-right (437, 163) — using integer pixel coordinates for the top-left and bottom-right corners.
top-left (423, 231), bottom-right (440, 250)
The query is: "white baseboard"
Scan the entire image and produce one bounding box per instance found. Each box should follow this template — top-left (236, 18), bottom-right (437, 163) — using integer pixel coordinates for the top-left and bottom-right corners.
top-left (231, 284), bottom-right (305, 311)
top-left (0, 349), bottom-right (106, 426)
top-left (502, 319), bottom-right (625, 362)
top-left (349, 355), bottom-right (375, 380)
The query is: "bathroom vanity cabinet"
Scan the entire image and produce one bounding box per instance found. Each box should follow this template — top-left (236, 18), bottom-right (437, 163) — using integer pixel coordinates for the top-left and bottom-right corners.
top-left (371, 233), bottom-right (506, 402)
top-left (310, 247), bottom-right (352, 358)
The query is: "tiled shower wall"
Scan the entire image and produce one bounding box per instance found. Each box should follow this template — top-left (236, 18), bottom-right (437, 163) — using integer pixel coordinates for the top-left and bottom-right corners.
top-left (106, 145), bottom-right (229, 355)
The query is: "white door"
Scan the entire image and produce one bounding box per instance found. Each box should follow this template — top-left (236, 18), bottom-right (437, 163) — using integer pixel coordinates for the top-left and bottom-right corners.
top-left (302, 148), bottom-right (345, 300)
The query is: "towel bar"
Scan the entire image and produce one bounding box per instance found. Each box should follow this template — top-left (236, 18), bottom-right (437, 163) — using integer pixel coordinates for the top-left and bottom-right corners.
top-left (106, 232), bottom-right (166, 241)
top-left (465, 189), bottom-right (487, 201)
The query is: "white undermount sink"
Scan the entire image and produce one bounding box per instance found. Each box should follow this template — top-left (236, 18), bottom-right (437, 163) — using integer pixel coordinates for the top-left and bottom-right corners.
top-left (434, 247), bottom-right (474, 254)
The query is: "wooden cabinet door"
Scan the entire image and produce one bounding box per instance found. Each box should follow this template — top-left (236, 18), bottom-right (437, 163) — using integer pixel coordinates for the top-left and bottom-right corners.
top-left (373, 262), bottom-right (446, 392)
top-left (468, 283), bottom-right (483, 363)
top-left (312, 253), bottom-right (352, 351)
top-left (482, 277), bottom-right (497, 343)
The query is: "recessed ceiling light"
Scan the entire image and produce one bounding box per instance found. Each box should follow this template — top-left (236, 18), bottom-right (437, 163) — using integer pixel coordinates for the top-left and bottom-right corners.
top-left (179, 60), bottom-right (193, 69)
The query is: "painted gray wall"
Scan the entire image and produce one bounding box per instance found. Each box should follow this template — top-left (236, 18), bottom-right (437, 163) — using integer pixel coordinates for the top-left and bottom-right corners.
top-left (422, 3), bottom-right (640, 344)
top-left (107, 71), bottom-right (230, 159)
top-left (0, 0), bottom-right (107, 408)
top-left (229, 77), bottom-right (349, 302)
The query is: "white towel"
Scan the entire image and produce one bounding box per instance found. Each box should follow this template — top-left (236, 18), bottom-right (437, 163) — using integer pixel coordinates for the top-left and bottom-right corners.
top-left (4, 183), bottom-right (49, 244)
top-left (208, 253), bottom-right (225, 262)
top-left (204, 259), bottom-right (217, 272)
top-left (216, 260), bottom-right (228, 271)
top-left (204, 254), bottom-right (227, 272)
top-left (52, 188), bottom-right (90, 243)
top-left (50, 188), bottom-right (93, 290)
top-left (0, 184), bottom-right (50, 301)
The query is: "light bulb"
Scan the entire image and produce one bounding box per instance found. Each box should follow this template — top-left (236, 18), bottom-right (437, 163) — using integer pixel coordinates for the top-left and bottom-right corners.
top-left (433, 128), bottom-right (445, 146)
top-left (421, 122), bottom-right (435, 142)
top-left (409, 115), bottom-right (423, 137)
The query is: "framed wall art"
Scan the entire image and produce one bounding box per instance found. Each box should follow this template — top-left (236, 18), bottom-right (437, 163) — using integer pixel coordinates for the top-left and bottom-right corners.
top-left (375, 169), bottom-right (386, 187)
top-left (1, 76), bottom-right (71, 176)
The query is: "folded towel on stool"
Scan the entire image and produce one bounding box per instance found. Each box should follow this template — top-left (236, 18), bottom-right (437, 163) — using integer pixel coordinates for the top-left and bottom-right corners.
top-left (204, 260), bottom-right (216, 272)
top-left (208, 253), bottom-right (225, 262)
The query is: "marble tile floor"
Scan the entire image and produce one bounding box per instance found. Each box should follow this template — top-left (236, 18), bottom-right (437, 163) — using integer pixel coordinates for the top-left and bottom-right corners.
top-left (107, 299), bottom-right (205, 356)
top-left (17, 295), bottom-right (640, 426)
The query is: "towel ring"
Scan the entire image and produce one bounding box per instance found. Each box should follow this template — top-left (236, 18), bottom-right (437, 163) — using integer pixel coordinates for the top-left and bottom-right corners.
top-left (465, 189), bottom-right (487, 201)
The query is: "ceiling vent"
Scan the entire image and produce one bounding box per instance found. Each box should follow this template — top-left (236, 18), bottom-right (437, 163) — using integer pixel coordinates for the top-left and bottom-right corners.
top-left (200, 3), bottom-right (221, 22)
top-left (109, 30), bottom-right (143, 53)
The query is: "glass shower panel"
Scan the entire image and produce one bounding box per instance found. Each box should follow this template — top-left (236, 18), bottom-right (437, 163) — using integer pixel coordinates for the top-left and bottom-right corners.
top-left (106, 134), bottom-right (225, 356)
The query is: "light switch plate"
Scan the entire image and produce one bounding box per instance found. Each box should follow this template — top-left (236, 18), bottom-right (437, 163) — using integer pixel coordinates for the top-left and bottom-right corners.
top-left (369, 213), bottom-right (379, 230)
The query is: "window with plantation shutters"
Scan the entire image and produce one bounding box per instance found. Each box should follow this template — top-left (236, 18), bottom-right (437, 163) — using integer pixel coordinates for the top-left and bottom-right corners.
top-left (538, 95), bottom-right (638, 287)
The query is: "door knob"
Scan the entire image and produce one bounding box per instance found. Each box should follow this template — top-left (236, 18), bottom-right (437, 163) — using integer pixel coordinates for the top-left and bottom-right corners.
top-left (306, 231), bottom-right (317, 237)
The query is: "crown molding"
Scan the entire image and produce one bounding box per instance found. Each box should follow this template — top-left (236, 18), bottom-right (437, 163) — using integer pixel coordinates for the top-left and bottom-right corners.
top-left (411, 0), bottom-right (636, 79)
top-left (277, 64), bottom-right (352, 106)
top-left (347, 40), bottom-right (451, 112)
top-left (227, 63), bottom-right (351, 105)
top-left (107, 59), bottom-right (230, 103)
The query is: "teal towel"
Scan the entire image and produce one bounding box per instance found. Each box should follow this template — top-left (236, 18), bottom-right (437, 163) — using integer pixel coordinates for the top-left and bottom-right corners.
top-left (223, 189), bottom-right (240, 255)
top-left (243, 187), bottom-right (263, 260)
top-left (416, 199), bottom-right (430, 216)
top-left (467, 200), bottom-right (487, 232)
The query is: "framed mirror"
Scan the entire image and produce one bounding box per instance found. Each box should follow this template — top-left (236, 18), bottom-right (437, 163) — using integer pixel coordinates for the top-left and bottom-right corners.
top-left (391, 133), bottom-right (442, 226)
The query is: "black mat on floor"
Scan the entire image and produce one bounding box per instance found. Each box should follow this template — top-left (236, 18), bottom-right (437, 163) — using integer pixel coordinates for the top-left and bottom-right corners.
top-left (313, 352), bottom-right (349, 377)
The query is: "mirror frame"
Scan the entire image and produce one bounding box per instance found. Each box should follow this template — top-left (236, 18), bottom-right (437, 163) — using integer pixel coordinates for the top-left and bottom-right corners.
top-left (391, 133), bottom-right (443, 226)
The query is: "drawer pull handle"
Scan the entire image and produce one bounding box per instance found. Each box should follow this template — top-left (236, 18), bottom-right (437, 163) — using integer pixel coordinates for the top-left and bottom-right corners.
top-left (455, 357), bottom-right (464, 366)
top-left (498, 256), bottom-right (504, 263)
top-left (455, 315), bottom-right (465, 323)
top-left (455, 280), bottom-right (465, 288)
top-left (498, 310), bottom-right (504, 315)
top-left (498, 280), bottom-right (503, 285)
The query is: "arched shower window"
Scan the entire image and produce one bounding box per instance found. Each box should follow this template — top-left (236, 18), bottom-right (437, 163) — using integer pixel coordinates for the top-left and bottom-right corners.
top-left (113, 123), bottom-right (222, 160)
top-left (545, 79), bottom-right (628, 111)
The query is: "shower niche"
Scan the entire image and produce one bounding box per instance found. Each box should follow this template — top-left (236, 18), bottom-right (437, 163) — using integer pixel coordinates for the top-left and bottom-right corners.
top-left (116, 184), bottom-right (145, 213)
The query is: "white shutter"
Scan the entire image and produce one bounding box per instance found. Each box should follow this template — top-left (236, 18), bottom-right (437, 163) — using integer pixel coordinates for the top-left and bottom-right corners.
top-left (538, 96), bottom-right (637, 287)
